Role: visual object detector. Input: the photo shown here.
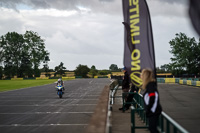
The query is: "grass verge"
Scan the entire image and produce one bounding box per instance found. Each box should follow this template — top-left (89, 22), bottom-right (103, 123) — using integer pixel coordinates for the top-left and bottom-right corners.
top-left (0, 79), bottom-right (70, 92)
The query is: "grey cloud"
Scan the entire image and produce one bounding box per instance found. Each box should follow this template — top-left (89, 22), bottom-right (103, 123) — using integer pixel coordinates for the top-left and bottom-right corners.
top-left (149, 0), bottom-right (187, 5)
top-left (0, 0), bottom-right (122, 14)
top-left (147, 0), bottom-right (189, 18)
top-left (0, 0), bottom-right (19, 10)
top-left (1, 0), bottom-right (187, 16)
top-left (29, 0), bottom-right (50, 9)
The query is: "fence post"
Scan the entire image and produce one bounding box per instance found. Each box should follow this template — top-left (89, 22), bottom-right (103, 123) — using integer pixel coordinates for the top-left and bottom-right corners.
top-left (167, 120), bottom-right (170, 133)
top-left (160, 115), bottom-right (164, 132)
top-left (131, 106), bottom-right (135, 133)
top-left (174, 127), bottom-right (177, 133)
top-left (122, 92), bottom-right (125, 112)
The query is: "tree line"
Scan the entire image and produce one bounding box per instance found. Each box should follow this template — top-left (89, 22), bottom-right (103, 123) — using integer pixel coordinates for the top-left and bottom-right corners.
top-left (39, 63), bottom-right (121, 78)
top-left (53, 33), bottom-right (200, 78)
top-left (2, 31), bottom-right (197, 79)
top-left (0, 31), bottom-right (121, 79)
top-left (0, 31), bottom-right (49, 78)
top-left (157, 32), bottom-right (200, 77)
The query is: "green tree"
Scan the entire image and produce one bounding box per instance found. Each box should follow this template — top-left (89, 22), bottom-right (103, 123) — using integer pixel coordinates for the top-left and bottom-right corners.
top-left (160, 64), bottom-right (171, 73)
top-left (0, 31), bottom-right (49, 78)
top-left (89, 65), bottom-right (98, 78)
top-left (24, 31), bottom-right (49, 77)
top-left (75, 64), bottom-right (90, 78)
top-left (109, 64), bottom-right (119, 71)
top-left (169, 33), bottom-right (200, 75)
top-left (0, 32), bottom-right (24, 77)
top-left (98, 70), bottom-right (110, 75)
top-left (19, 55), bottom-right (33, 77)
top-left (156, 67), bottom-right (162, 73)
top-left (42, 56), bottom-right (50, 77)
top-left (0, 66), bottom-right (3, 79)
top-left (54, 62), bottom-right (66, 77)
top-left (4, 62), bottom-right (13, 78)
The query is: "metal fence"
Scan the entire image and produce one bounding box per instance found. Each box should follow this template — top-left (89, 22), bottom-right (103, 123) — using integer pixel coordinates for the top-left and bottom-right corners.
top-left (122, 92), bottom-right (189, 133)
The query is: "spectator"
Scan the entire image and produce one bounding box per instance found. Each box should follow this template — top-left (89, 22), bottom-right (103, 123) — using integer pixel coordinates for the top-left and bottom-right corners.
top-left (123, 83), bottom-right (139, 110)
top-left (119, 67), bottom-right (130, 110)
top-left (141, 68), bottom-right (162, 133)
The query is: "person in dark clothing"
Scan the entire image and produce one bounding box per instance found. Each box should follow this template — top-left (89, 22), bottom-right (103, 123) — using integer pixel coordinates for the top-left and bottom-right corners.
top-left (123, 83), bottom-right (139, 110)
top-left (122, 67), bottom-right (130, 100)
top-left (122, 67), bottom-right (130, 91)
top-left (141, 69), bottom-right (162, 133)
top-left (119, 67), bottom-right (130, 110)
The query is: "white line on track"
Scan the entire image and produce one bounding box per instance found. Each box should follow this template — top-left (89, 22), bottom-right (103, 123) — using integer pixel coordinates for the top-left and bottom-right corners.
top-left (0, 112), bottom-right (93, 114)
top-left (0, 95), bottom-right (100, 97)
top-left (0, 124), bottom-right (88, 127)
top-left (89, 80), bottom-right (93, 84)
top-left (0, 104), bottom-right (96, 106)
top-left (0, 99), bottom-right (98, 101)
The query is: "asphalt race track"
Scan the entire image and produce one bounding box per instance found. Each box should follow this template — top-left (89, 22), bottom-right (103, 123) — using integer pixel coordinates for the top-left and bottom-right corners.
top-left (1, 80), bottom-right (200, 133)
top-left (0, 78), bottom-right (111, 133)
top-left (158, 83), bottom-right (200, 133)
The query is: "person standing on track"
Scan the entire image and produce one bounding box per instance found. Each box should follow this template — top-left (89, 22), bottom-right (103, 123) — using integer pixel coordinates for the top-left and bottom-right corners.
top-left (141, 68), bottom-right (162, 133)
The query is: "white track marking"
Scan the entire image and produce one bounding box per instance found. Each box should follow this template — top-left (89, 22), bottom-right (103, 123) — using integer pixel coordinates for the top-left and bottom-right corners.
top-left (0, 124), bottom-right (88, 127)
top-left (0, 104), bottom-right (96, 106)
top-left (0, 112), bottom-right (93, 114)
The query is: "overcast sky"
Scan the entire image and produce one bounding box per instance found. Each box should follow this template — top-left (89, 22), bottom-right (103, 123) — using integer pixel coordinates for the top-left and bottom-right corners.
top-left (0, 0), bottom-right (199, 70)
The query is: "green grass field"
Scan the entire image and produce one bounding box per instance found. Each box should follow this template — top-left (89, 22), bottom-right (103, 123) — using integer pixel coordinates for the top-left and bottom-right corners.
top-left (0, 79), bottom-right (67, 92)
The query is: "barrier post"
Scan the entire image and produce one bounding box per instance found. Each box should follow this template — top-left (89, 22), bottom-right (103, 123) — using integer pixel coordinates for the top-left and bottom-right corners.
top-left (122, 93), bottom-right (125, 112)
top-left (160, 115), bottom-right (164, 132)
top-left (131, 106), bottom-right (135, 133)
top-left (167, 120), bottom-right (170, 133)
top-left (174, 127), bottom-right (177, 133)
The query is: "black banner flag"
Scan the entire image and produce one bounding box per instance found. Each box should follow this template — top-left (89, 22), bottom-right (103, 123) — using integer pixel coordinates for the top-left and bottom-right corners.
top-left (122, 0), bottom-right (157, 87)
top-left (189, 0), bottom-right (200, 36)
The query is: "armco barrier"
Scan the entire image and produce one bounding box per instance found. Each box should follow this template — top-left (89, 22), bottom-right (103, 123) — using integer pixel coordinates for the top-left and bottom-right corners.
top-left (75, 76), bottom-right (82, 78)
top-left (11, 78), bottom-right (23, 80)
top-left (94, 76), bottom-right (108, 78)
top-left (62, 76), bottom-right (75, 80)
top-left (49, 77), bottom-right (61, 79)
top-left (187, 80), bottom-right (192, 85)
top-left (196, 81), bottom-right (200, 86)
top-left (179, 79), bottom-right (199, 86)
top-left (183, 80), bottom-right (187, 85)
top-left (175, 78), bottom-right (180, 83)
top-left (165, 78), bottom-right (175, 83)
top-left (192, 80), bottom-right (196, 86)
top-left (157, 78), bottom-right (165, 83)
top-left (36, 77), bottom-right (49, 80)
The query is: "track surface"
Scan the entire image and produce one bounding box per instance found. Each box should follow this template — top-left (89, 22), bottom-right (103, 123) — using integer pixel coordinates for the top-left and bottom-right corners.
top-left (0, 79), bottom-right (110, 133)
top-left (158, 83), bottom-right (200, 133)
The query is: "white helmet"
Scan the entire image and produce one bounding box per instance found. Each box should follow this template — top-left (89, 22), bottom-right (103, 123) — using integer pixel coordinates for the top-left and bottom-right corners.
top-left (58, 79), bottom-right (61, 83)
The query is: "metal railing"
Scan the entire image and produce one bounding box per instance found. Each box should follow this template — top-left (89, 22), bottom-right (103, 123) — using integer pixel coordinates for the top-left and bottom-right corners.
top-left (107, 80), bottom-right (119, 133)
top-left (131, 106), bottom-right (148, 133)
top-left (122, 92), bottom-right (189, 133)
top-left (158, 112), bottom-right (189, 133)
top-left (110, 84), bottom-right (119, 105)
